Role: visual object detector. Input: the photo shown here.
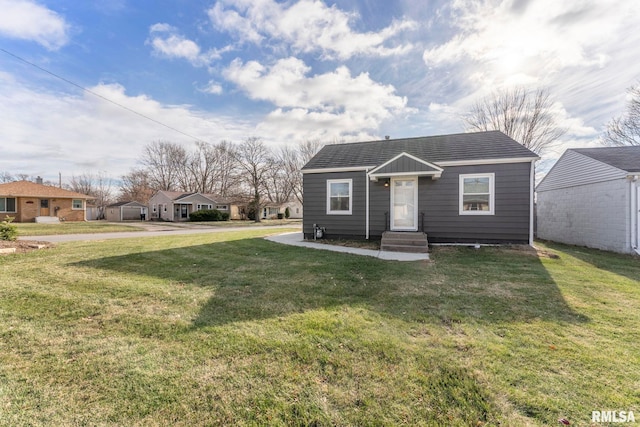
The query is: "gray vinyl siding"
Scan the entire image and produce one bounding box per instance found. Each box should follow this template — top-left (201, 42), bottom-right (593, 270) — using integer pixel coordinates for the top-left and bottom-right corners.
top-left (305, 163), bottom-right (533, 243)
top-left (369, 163), bottom-right (532, 243)
top-left (303, 171), bottom-right (366, 238)
top-left (537, 150), bottom-right (627, 192)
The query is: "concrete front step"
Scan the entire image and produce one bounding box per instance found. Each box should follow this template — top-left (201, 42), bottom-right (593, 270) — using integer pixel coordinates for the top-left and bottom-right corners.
top-left (35, 216), bottom-right (61, 224)
top-left (381, 231), bottom-right (429, 253)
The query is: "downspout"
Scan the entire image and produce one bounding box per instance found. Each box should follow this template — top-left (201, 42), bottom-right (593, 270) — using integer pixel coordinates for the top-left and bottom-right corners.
top-left (529, 159), bottom-right (536, 246)
top-left (365, 168), bottom-right (370, 240)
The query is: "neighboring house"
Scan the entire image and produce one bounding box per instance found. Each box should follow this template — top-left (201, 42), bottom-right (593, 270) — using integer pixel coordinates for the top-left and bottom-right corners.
top-left (284, 199), bottom-right (303, 219)
top-left (261, 205), bottom-right (282, 219)
top-left (301, 131), bottom-right (539, 244)
top-left (148, 190), bottom-right (230, 221)
top-left (227, 199), bottom-right (302, 220)
top-left (0, 180), bottom-right (92, 222)
top-left (261, 200), bottom-right (303, 219)
top-left (105, 201), bottom-right (148, 222)
top-left (536, 147), bottom-right (640, 255)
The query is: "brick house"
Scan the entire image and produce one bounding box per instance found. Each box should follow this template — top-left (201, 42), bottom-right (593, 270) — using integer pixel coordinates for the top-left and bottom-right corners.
top-left (0, 180), bottom-right (93, 222)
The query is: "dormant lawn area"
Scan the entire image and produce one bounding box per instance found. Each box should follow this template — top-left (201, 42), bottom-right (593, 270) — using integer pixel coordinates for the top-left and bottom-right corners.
top-left (14, 222), bottom-right (146, 236)
top-left (1, 229), bottom-right (638, 426)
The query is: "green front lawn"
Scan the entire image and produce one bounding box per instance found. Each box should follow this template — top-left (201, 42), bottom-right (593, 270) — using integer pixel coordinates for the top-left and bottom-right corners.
top-left (0, 230), bottom-right (638, 426)
top-left (15, 221), bottom-right (145, 236)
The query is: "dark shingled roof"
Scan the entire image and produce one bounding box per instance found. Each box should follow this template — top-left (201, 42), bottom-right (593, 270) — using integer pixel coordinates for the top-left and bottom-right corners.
top-left (572, 146), bottom-right (640, 173)
top-left (302, 131), bottom-right (538, 170)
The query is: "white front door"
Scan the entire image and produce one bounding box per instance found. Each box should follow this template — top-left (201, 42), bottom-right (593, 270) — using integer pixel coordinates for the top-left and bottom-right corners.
top-left (391, 177), bottom-right (418, 231)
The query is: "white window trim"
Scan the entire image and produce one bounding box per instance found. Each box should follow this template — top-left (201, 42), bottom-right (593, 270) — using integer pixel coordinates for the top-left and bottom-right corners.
top-left (459, 173), bottom-right (495, 215)
top-left (326, 179), bottom-right (353, 215)
top-left (72, 199), bottom-right (83, 210)
top-left (0, 197), bottom-right (17, 213)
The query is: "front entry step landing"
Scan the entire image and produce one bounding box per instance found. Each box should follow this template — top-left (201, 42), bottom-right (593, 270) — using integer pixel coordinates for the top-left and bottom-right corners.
top-left (381, 231), bottom-right (429, 253)
top-left (35, 216), bottom-right (61, 224)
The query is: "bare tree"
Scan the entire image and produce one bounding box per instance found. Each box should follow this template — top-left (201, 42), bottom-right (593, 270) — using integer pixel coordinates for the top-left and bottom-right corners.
top-left (602, 83), bottom-right (640, 146)
top-left (120, 168), bottom-right (155, 203)
top-left (183, 141), bottom-right (218, 193)
top-left (294, 139), bottom-right (323, 205)
top-left (140, 140), bottom-right (187, 191)
top-left (68, 173), bottom-right (94, 195)
top-left (264, 154), bottom-right (294, 205)
top-left (234, 137), bottom-right (271, 222)
top-left (464, 87), bottom-right (566, 154)
top-left (213, 141), bottom-right (241, 197)
top-left (0, 172), bottom-right (14, 183)
top-left (68, 172), bottom-right (114, 219)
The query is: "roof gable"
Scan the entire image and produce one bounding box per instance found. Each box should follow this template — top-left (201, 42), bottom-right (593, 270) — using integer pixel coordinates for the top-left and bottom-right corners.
top-left (302, 131), bottom-right (538, 172)
top-left (107, 201), bottom-right (146, 208)
top-left (537, 149), bottom-right (630, 192)
top-left (0, 180), bottom-right (92, 199)
top-left (572, 147), bottom-right (640, 173)
top-left (369, 152), bottom-right (443, 179)
top-left (174, 193), bottom-right (217, 204)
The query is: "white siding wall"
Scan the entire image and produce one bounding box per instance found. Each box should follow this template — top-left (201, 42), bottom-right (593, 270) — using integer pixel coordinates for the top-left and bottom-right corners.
top-left (537, 179), bottom-right (631, 253)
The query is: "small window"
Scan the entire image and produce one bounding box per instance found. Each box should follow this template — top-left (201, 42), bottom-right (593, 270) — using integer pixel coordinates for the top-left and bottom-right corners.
top-left (0, 197), bottom-right (16, 213)
top-left (326, 179), bottom-right (352, 215)
top-left (216, 205), bottom-right (228, 210)
top-left (72, 199), bottom-right (83, 210)
top-left (459, 173), bottom-right (494, 215)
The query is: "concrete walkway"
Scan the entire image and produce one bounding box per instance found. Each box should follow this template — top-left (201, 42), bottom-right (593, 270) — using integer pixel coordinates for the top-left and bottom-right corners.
top-left (19, 224), bottom-right (298, 243)
top-left (266, 232), bottom-right (430, 262)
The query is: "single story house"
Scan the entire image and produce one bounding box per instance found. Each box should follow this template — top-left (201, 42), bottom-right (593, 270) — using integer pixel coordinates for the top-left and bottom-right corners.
top-left (261, 199), bottom-right (303, 219)
top-left (301, 131), bottom-right (539, 244)
top-left (105, 201), bottom-right (148, 222)
top-left (536, 147), bottom-right (640, 255)
top-left (0, 180), bottom-right (93, 222)
top-left (148, 190), bottom-right (230, 221)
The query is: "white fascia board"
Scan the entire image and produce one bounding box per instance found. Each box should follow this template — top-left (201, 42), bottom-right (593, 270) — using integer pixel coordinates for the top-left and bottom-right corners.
top-left (302, 166), bottom-right (374, 174)
top-left (437, 157), bottom-right (539, 166)
top-left (368, 152), bottom-right (444, 175)
top-left (369, 170), bottom-right (442, 180)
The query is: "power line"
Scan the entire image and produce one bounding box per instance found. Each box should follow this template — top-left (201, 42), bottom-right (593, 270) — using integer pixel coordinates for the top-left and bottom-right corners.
top-left (0, 47), bottom-right (207, 143)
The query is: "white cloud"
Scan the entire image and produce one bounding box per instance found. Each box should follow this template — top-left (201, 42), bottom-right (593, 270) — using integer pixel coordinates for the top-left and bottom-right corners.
top-left (224, 57), bottom-right (413, 141)
top-left (209, 0), bottom-right (416, 59)
top-left (0, 0), bottom-right (70, 50)
top-left (147, 24), bottom-right (228, 66)
top-left (0, 73), bottom-right (255, 180)
top-left (423, 0), bottom-right (640, 82)
top-left (201, 80), bottom-right (223, 95)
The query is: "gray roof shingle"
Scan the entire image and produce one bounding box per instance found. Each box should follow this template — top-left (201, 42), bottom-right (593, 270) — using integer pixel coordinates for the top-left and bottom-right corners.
top-left (302, 131), bottom-right (538, 170)
top-left (572, 146), bottom-right (640, 173)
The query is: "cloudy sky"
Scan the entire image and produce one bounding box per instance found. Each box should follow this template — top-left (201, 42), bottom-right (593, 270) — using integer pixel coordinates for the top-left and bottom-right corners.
top-left (1, 0), bottom-right (639, 183)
